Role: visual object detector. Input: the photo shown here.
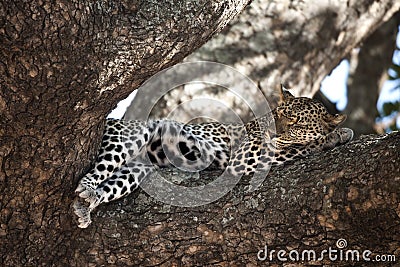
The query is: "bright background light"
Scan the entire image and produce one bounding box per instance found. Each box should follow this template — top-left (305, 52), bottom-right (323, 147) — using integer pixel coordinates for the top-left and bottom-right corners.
top-left (108, 91), bottom-right (137, 119)
top-left (320, 60), bottom-right (349, 111)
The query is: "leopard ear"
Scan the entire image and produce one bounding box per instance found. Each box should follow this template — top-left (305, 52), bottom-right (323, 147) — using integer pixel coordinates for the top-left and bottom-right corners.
top-left (325, 114), bottom-right (347, 128)
top-left (279, 84), bottom-right (295, 103)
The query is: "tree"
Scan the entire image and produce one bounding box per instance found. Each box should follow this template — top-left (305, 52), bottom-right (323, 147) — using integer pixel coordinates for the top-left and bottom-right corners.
top-left (344, 11), bottom-right (400, 136)
top-left (0, 1), bottom-right (250, 264)
top-left (0, 0), bottom-right (399, 265)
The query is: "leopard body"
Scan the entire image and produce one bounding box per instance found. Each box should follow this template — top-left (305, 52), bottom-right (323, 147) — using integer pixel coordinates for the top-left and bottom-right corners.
top-left (74, 89), bottom-right (353, 228)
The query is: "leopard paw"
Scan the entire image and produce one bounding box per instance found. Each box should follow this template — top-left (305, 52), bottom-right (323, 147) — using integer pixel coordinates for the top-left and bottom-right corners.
top-left (337, 127), bottom-right (354, 144)
top-left (73, 199), bottom-right (92, 228)
top-left (73, 184), bottom-right (101, 228)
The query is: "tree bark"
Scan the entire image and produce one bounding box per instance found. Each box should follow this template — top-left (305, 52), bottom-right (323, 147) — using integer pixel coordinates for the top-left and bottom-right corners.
top-left (126, 0), bottom-right (400, 121)
top-left (0, 0), bottom-right (399, 266)
top-left (184, 0), bottom-right (400, 98)
top-left (344, 11), bottom-right (400, 136)
top-left (0, 0), bottom-right (250, 265)
top-left (76, 132), bottom-right (400, 266)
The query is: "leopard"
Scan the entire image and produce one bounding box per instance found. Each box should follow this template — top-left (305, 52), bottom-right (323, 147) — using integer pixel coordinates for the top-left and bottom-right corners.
top-left (73, 87), bottom-right (354, 228)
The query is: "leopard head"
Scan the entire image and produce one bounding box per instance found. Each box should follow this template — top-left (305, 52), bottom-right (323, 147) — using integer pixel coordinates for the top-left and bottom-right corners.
top-left (274, 86), bottom-right (346, 146)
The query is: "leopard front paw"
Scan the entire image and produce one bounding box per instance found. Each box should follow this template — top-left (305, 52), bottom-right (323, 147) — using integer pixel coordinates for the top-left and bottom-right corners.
top-left (337, 127), bottom-right (354, 144)
top-left (322, 128), bottom-right (353, 150)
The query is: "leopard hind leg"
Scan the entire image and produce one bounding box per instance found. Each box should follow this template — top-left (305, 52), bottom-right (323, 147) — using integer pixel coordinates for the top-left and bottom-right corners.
top-left (73, 161), bottom-right (153, 228)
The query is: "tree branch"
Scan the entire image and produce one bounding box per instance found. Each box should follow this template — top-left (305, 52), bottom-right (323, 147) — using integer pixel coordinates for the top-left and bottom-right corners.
top-left (2, 1), bottom-right (399, 265)
top-left (74, 132), bottom-right (399, 265)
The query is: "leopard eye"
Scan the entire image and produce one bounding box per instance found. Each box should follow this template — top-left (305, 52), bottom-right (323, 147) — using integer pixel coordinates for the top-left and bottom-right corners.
top-left (287, 116), bottom-right (298, 125)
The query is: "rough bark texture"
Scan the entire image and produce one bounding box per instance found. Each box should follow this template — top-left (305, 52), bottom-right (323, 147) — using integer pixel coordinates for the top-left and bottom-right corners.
top-left (76, 132), bottom-right (400, 266)
top-left (344, 11), bottom-right (400, 136)
top-left (0, 0), bottom-right (250, 265)
top-left (0, 0), bottom-right (399, 266)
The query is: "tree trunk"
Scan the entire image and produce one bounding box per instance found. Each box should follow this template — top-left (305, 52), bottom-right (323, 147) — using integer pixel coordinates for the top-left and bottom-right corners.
top-left (0, 0), bottom-right (399, 266)
top-left (0, 1), bottom-right (250, 265)
top-left (344, 11), bottom-right (400, 136)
